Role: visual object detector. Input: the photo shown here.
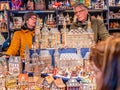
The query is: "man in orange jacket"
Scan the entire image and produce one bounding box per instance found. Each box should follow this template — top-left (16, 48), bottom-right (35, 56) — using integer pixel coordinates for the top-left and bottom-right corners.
top-left (6, 12), bottom-right (37, 58)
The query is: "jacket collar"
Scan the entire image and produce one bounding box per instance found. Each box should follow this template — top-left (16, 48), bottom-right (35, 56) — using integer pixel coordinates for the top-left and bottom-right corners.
top-left (76, 14), bottom-right (91, 27)
top-left (21, 29), bottom-right (35, 36)
top-left (74, 15), bottom-right (93, 30)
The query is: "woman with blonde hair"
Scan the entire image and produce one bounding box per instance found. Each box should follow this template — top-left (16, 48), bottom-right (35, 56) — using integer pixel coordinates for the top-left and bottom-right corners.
top-left (90, 36), bottom-right (120, 90)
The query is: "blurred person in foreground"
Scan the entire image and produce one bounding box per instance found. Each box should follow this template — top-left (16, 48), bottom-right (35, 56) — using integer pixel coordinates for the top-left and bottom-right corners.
top-left (90, 35), bottom-right (120, 90)
top-left (6, 12), bottom-right (37, 58)
top-left (71, 3), bottom-right (110, 43)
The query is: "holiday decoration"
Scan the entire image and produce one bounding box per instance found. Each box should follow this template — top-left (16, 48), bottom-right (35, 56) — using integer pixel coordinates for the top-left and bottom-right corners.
top-left (12, 0), bottom-right (22, 10)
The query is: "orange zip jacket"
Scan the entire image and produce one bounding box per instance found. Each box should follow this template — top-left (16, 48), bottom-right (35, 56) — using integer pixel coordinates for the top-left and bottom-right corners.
top-left (6, 29), bottom-right (34, 58)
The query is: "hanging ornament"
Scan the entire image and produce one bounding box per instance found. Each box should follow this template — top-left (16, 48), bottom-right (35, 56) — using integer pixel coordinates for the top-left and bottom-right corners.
top-left (12, 0), bottom-right (22, 10)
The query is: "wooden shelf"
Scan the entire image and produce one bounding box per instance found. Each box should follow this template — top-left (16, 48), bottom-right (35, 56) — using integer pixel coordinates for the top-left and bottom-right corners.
top-left (109, 6), bottom-right (120, 10)
top-left (64, 10), bottom-right (74, 12)
top-left (9, 10), bottom-right (55, 13)
top-left (109, 18), bottom-right (120, 20)
top-left (58, 23), bottom-right (72, 26)
top-left (109, 6), bottom-right (120, 8)
top-left (88, 9), bottom-right (107, 13)
top-left (1, 32), bottom-right (8, 34)
top-left (109, 28), bottom-right (120, 31)
top-left (62, 9), bottom-right (107, 13)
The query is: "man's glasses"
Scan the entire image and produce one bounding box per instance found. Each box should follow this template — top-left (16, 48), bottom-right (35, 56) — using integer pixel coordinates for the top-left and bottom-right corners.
top-left (74, 9), bottom-right (86, 15)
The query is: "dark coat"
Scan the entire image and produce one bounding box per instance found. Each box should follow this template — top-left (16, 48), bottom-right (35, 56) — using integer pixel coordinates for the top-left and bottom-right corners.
top-left (70, 18), bottom-right (110, 43)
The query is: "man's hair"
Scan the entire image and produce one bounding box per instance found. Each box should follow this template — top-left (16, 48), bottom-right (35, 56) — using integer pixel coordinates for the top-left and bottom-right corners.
top-left (73, 2), bottom-right (88, 9)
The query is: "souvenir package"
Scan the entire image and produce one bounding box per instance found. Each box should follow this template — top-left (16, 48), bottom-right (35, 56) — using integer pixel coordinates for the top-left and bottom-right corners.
top-left (90, 0), bottom-right (106, 9)
top-left (0, 2), bottom-right (10, 10)
top-left (0, 6), bottom-right (8, 32)
top-left (12, 0), bottom-right (22, 10)
top-left (5, 76), bottom-right (17, 89)
top-left (26, 0), bottom-right (34, 10)
top-left (12, 17), bottom-right (23, 29)
top-left (109, 0), bottom-right (115, 6)
top-left (0, 22), bottom-right (7, 32)
top-left (84, 0), bottom-right (91, 8)
top-left (70, 0), bottom-right (79, 6)
top-left (35, 0), bottom-right (46, 10)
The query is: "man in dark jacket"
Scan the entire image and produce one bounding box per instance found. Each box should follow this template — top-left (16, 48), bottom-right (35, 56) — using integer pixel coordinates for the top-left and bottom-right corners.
top-left (71, 3), bottom-right (110, 43)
